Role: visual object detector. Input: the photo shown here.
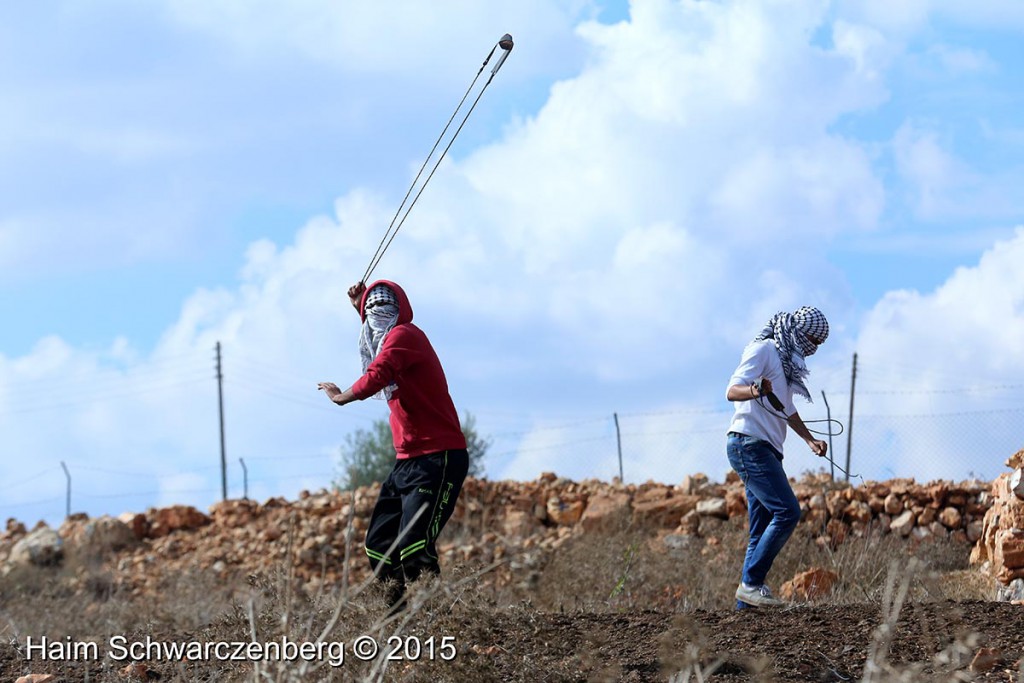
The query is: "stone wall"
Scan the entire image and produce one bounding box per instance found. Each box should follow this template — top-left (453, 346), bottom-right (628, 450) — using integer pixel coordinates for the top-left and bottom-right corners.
top-left (0, 468), bottom-right (999, 599)
top-left (969, 448), bottom-right (1024, 600)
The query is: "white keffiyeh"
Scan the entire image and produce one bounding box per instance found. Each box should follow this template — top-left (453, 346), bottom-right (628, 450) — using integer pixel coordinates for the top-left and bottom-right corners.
top-left (358, 285), bottom-right (399, 400)
top-left (753, 306), bottom-right (829, 402)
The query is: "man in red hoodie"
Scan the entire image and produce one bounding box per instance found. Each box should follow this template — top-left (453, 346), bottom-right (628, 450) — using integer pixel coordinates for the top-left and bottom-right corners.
top-left (318, 280), bottom-right (469, 609)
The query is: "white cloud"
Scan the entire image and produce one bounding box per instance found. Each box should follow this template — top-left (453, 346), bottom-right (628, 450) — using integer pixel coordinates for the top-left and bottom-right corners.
top-left (2, 0), bottom-right (885, 522)
top-left (892, 121), bottom-right (1024, 222)
top-left (163, 0), bottom-right (593, 82)
top-left (834, 0), bottom-right (930, 34)
top-left (892, 122), bottom-right (960, 219)
top-left (927, 45), bottom-right (996, 75)
top-left (832, 20), bottom-right (893, 79)
top-left (848, 227), bottom-right (1024, 480)
top-left (935, 1), bottom-right (1024, 31)
top-left (3, 0), bottom-right (1023, 526)
top-left (832, 0), bottom-right (1024, 36)
top-left (858, 227), bottom-right (1024, 375)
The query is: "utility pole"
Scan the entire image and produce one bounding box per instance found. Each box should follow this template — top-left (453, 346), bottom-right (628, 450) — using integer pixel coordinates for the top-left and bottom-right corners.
top-left (60, 461), bottom-right (71, 519)
top-left (239, 457), bottom-right (248, 501)
top-left (216, 341), bottom-right (227, 501)
top-left (845, 352), bottom-right (857, 483)
top-left (613, 412), bottom-right (623, 483)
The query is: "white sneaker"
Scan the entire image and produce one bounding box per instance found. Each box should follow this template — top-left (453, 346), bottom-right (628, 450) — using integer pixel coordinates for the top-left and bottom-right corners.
top-left (735, 583), bottom-right (786, 607)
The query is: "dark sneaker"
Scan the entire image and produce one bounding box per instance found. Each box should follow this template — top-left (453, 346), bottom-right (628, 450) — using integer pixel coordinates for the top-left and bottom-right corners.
top-left (735, 583), bottom-right (786, 608)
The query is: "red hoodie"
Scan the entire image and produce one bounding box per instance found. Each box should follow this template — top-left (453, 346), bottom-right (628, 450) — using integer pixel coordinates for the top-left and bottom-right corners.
top-left (350, 280), bottom-right (467, 458)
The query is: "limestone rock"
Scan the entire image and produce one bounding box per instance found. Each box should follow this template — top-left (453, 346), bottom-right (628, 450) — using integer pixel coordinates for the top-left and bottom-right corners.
top-left (121, 662), bottom-right (150, 679)
top-left (883, 493), bottom-right (903, 515)
top-left (725, 489), bottom-right (747, 518)
top-left (631, 494), bottom-right (699, 528)
top-left (971, 463), bottom-right (1024, 584)
top-left (969, 647), bottom-right (1002, 673)
top-left (680, 473), bottom-right (709, 494)
top-left (9, 527), bottom-right (63, 567)
top-left (995, 529), bottom-right (1024, 570)
top-left (579, 492), bottom-right (630, 533)
top-left (64, 515), bottom-right (137, 560)
top-left (545, 497), bottom-right (584, 526)
top-left (677, 510), bottom-right (700, 536)
top-left (633, 485), bottom-right (671, 505)
top-left (118, 512), bottom-right (149, 539)
top-left (843, 501), bottom-right (872, 524)
top-left (891, 510), bottom-right (915, 537)
top-left (510, 493), bottom-right (546, 521)
top-left (939, 507), bottom-right (962, 529)
top-left (780, 568), bottom-right (839, 602)
top-left (147, 505), bottom-right (211, 538)
top-left (502, 509), bottom-right (540, 537)
top-left (997, 578), bottom-right (1024, 602)
top-left (1012, 468), bottom-right (1024, 501)
top-left (5, 518), bottom-right (27, 538)
top-left (696, 497), bottom-right (728, 519)
top-left (210, 499), bottom-right (261, 528)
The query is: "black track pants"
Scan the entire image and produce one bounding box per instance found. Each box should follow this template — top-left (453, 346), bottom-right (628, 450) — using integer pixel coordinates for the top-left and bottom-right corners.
top-left (364, 449), bottom-right (468, 586)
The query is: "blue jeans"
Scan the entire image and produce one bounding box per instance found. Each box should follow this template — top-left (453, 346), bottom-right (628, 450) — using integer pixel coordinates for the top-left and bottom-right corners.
top-left (726, 432), bottom-right (801, 588)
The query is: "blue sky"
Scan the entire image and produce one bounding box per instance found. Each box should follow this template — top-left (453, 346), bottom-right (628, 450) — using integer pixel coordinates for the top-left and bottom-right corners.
top-left (2, 0), bottom-right (1023, 526)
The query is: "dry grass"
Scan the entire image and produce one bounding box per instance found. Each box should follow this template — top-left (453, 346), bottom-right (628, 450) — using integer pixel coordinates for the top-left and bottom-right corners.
top-left (0, 515), bottom-right (1009, 682)
top-left (507, 515), bottom-right (992, 613)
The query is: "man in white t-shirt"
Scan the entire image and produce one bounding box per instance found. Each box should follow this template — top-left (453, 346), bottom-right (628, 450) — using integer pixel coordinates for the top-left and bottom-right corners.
top-left (725, 306), bottom-right (829, 609)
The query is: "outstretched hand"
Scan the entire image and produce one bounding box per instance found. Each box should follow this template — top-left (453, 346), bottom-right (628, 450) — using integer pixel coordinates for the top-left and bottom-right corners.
top-left (809, 439), bottom-right (827, 457)
top-left (318, 382), bottom-right (342, 401)
top-left (319, 381), bottom-right (356, 407)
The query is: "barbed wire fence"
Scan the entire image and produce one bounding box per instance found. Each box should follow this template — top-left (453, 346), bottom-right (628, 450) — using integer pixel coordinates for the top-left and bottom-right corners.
top-left (1, 347), bottom-right (1021, 525)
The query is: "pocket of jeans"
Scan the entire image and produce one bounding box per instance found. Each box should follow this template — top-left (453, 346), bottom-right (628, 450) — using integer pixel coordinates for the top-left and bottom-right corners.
top-left (726, 443), bottom-right (746, 481)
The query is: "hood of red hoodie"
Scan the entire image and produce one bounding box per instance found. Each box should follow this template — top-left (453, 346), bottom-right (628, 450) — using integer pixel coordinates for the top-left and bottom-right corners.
top-left (359, 279), bottom-right (413, 325)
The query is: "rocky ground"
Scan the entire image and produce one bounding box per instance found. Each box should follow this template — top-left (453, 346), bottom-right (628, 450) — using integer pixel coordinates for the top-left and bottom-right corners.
top-left (2, 451), bottom-right (1023, 681)
top-left (458, 601), bottom-right (1024, 682)
top-left (2, 597), bottom-right (1023, 682)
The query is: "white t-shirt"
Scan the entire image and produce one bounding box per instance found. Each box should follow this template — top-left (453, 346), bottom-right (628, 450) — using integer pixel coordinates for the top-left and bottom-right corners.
top-left (726, 339), bottom-right (797, 455)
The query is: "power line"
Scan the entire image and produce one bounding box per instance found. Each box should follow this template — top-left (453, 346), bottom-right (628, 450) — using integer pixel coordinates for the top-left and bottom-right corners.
top-left (2, 496), bottom-right (66, 508)
top-left (848, 384), bottom-right (1024, 396)
top-left (488, 435), bottom-right (614, 459)
top-left (224, 376), bottom-right (382, 422)
top-left (0, 466), bottom-right (61, 493)
top-left (0, 366), bottom-right (211, 406)
top-left (486, 416), bottom-right (612, 438)
top-left (229, 354), bottom-right (327, 386)
top-left (855, 406), bottom-right (1024, 419)
top-left (0, 376), bottom-right (212, 417)
top-left (0, 356), bottom-right (209, 397)
top-left (74, 472), bottom-right (338, 500)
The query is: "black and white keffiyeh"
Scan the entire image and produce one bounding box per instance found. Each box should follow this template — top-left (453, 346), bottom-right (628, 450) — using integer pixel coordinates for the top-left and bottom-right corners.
top-left (358, 285), bottom-right (399, 400)
top-left (753, 306), bottom-right (829, 402)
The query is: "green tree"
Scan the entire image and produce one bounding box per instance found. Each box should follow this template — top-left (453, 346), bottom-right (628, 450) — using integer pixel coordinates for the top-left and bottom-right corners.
top-left (335, 412), bottom-right (490, 489)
